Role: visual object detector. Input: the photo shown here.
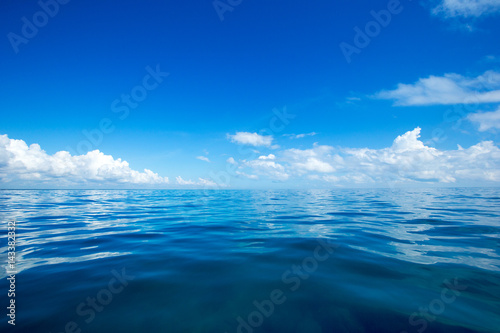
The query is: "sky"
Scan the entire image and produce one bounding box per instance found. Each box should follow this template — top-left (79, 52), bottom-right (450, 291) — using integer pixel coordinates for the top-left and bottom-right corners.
top-left (1, 0), bottom-right (500, 189)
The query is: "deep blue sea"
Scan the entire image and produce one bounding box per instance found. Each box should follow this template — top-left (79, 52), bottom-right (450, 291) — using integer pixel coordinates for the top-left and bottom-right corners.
top-left (1, 188), bottom-right (499, 333)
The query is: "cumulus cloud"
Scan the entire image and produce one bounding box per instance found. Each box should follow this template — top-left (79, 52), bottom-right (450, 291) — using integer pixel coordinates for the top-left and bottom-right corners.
top-left (196, 156), bottom-right (210, 163)
top-left (227, 132), bottom-right (273, 147)
top-left (337, 127), bottom-right (500, 183)
top-left (234, 128), bottom-right (500, 185)
top-left (5, 129), bottom-right (499, 188)
top-left (176, 176), bottom-right (196, 185)
top-left (284, 145), bottom-right (339, 174)
top-left (467, 106), bottom-right (500, 131)
top-left (258, 154), bottom-right (275, 160)
top-left (375, 70), bottom-right (500, 106)
top-left (244, 159), bottom-right (289, 181)
top-left (432, 0), bottom-right (500, 18)
top-left (0, 134), bottom-right (168, 186)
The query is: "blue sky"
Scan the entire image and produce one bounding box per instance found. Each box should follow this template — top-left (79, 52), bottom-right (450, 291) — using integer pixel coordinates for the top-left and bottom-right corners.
top-left (1, 0), bottom-right (500, 188)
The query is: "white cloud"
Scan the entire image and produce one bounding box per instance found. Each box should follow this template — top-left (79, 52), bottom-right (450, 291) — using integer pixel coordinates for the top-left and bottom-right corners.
top-left (284, 145), bottom-right (339, 174)
top-left (432, 0), bottom-right (500, 18)
top-left (0, 134), bottom-right (168, 186)
top-left (233, 128), bottom-right (500, 185)
top-left (375, 70), bottom-right (500, 106)
top-left (244, 159), bottom-right (289, 181)
top-left (176, 176), bottom-right (196, 185)
top-left (292, 157), bottom-right (335, 173)
top-left (258, 154), bottom-right (275, 160)
top-left (235, 171), bottom-right (259, 180)
top-left (227, 157), bottom-right (237, 164)
top-left (198, 178), bottom-right (217, 186)
top-left (4, 129), bottom-right (499, 188)
top-left (227, 132), bottom-right (273, 147)
top-left (337, 127), bottom-right (500, 183)
top-left (284, 132), bottom-right (317, 139)
top-left (391, 127), bottom-right (428, 151)
top-left (467, 106), bottom-right (500, 131)
top-left (176, 176), bottom-right (218, 187)
top-left (322, 175), bottom-right (339, 182)
top-left (196, 156), bottom-right (210, 163)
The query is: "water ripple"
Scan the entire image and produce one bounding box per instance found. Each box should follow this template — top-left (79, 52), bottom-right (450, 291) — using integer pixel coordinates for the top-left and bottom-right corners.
top-left (0, 188), bottom-right (499, 332)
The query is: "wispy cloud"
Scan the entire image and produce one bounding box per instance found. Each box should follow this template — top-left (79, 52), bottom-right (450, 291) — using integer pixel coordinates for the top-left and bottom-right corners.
top-left (227, 132), bottom-right (273, 147)
top-left (467, 106), bottom-right (500, 131)
top-left (235, 171), bottom-right (259, 180)
top-left (481, 55), bottom-right (500, 64)
top-left (283, 132), bottom-right (317, 139)
top-left (374, 70), bottom-right (500, 106)
top-left (0, 134), bottom-right (168, 186)
top-left (432, 0), bottom-right (500, 18)
top-left (196, 156), bottom-right (210, 163)
top-left (176, 176), bottom-right (217, 186)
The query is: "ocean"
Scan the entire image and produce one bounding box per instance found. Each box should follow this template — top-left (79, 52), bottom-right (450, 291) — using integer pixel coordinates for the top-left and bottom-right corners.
top-left (1, 188), bottom-right (499, 332)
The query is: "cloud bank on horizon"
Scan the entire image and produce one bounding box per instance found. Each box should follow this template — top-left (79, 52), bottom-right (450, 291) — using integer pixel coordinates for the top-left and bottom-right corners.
top-left (0, 134), bottom-right (168, 187)
top-left (227, 128), bottom-right (500, 186)
top-left (1, 126), bottom-right (499, 188)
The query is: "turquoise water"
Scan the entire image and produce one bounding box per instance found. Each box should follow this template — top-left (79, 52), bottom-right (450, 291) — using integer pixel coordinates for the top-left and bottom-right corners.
top-left (1, 189), bottom-right (499, 332)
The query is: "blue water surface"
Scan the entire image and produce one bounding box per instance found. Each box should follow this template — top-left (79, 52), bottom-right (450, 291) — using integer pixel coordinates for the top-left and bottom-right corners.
top-left (0, 188), bottom-right (499, 333)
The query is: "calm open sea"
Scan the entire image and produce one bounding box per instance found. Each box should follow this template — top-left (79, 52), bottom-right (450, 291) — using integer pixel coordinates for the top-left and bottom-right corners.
top-left (0, 188), bottom-right (499, 333)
